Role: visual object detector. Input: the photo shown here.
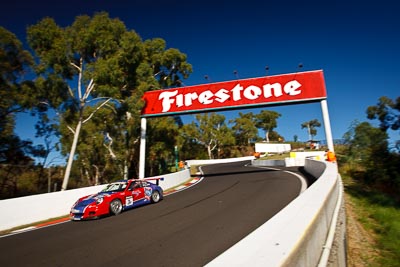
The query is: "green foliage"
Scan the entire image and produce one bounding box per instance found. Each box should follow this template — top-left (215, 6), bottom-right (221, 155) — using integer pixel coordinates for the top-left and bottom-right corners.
top-left (24, 12), bottom-right (193, 187)
top-left (181, 113), bottom-right (235, 159)
top-left (367, 96), bottom-right (400, 132)
top-left (340, 98), bottom-right (400, 265)
top-left (144, 38), bottom-right (192, 88)
top-left (230, 112), bottom-right (258, 145)
top-left (344, 175), bottom-right (400, 266)
top-left (341, 120), bottom-right (400, 190)
top-left (301, 119), bottom-right (321, 141)
top-left (367, 96), bottom-right (400, 152)
top-left (146, 117), bottom-right (180, 176)
top-left (0, 27), bottom-right (46, 197)
top-left (0, 27), bottom-right (35, 156)
top-left (255, 110), bottom-right (281, 142)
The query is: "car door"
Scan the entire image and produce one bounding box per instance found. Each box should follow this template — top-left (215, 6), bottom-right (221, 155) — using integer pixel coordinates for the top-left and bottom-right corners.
top-left (127, 181), bottom-right (147, 207)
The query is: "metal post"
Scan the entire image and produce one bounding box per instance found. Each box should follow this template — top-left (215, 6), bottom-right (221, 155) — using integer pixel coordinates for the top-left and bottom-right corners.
top-left (174, 145), bottom-right (179, 170)
top-left (139, 117), bottom-right (147, 179)
top-left (320, 99), bottom-right (334, 152)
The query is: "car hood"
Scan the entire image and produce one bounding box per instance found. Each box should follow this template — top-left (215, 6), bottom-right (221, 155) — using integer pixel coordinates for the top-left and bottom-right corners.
top-left (77, 192), bottom-right (112, 205)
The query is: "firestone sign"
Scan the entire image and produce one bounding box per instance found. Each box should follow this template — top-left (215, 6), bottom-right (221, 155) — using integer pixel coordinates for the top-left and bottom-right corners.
top-left (141, 70), bottom-right (327, 117)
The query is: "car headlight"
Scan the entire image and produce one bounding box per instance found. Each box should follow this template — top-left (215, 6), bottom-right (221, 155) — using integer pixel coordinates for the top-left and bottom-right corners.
top-left (96, 197), bottom-right (103, 205)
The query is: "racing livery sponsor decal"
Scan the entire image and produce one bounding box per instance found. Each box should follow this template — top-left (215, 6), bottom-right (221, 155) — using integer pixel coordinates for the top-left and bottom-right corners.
top-left (144, 187), bottom-right (152, 201)
top-left (144, 187), bottom-right (152, 196)
top-left (141, 70), bottom-right (327, 117)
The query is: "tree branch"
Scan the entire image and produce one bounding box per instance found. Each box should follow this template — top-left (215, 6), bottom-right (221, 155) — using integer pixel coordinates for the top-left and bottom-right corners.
top-left (70, 62), bottom-right (81, 71)
top-left (103, 132), bottom-right (117, 160)
top-left (67, 85), bottom-right (75, 98)
top-left (67, 125), bottom-right (75, 134)
top-left (82, 79), bottom-right (95, 100)
top-left (82, 98), bottom-right (112, 124)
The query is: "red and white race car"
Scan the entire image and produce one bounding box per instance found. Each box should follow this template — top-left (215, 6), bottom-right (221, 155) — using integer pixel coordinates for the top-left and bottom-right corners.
top-left (70, 178), bottom-right (163, 220)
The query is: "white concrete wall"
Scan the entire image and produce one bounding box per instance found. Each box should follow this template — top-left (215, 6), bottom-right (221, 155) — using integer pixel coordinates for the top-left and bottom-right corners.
top-left (0, 169), bottom-right (191, 232)
top-left (285, 151), bottom-right (326, 166)
top-left (185, 156), bottom-right (254, 167)
top-left (156, 169), bottom-right (191, 189)
top-left (290, 151), bottom-right (326, 160)
top-left (255, 143), bottom-right (291, 153)
top-left (0, 185), bottom-right (103, 231)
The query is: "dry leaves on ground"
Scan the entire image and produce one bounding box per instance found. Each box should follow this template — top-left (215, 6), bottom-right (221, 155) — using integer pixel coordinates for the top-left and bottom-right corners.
top-left (345, 194), bottom-right (380, 267)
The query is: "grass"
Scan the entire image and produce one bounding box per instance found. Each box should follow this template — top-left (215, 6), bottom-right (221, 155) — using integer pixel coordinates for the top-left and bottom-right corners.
top-left (342, 174), bottom-right (400, 266)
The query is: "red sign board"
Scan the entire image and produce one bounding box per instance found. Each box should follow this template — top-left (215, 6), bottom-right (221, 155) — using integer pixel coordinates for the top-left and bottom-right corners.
top-left (141, 70), bottom-right (327, 117)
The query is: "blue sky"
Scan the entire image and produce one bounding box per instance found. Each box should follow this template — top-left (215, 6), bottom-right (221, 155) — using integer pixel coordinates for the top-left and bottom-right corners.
top-left (1, 0), bottom-right (399, 162)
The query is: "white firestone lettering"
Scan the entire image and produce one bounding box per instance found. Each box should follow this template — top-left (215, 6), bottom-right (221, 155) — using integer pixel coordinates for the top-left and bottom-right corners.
top-left (185, 92), bottom-right (198, 106)
top-left (176, 94), bottom-right (183, 107)
top-left (263, 83), bottom-right (283, 98)
top-left (284, 80), bottom-right (301, 95)
top-left (215, 88), bottom-right (230, 103)
top-left (199, 90), bottom-right (214, 104)
top-left (159, 90), bottom-right (178, 112)
top-left (231, 84), bottom-right (244, 101)
top-left (158, 80), bottom-right (302, 112)
top-left (243, 85), bottom-right (262, 100)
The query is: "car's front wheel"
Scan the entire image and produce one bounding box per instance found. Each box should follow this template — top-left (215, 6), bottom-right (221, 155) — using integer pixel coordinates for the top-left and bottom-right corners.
top-left (109, 199), bottom-right (123, 215)
top-left (151, 191), bottom-right (161, 203)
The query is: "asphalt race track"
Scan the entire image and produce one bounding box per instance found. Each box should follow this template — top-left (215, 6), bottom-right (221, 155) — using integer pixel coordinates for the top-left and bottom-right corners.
top-left (0, 161), bottom-right (313, 267)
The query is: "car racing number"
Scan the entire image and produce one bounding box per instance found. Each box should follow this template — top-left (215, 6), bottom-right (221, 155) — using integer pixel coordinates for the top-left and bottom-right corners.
top-left (125, 196), bottom-right (134, 206)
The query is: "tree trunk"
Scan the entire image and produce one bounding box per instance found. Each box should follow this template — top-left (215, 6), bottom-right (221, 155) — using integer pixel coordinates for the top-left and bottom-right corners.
top-left (207, 145), bottom-right (212, 159)
top-left (61, 119), bottom-right (83, 190)
top-left (265, 130), bottom-right (270, 142)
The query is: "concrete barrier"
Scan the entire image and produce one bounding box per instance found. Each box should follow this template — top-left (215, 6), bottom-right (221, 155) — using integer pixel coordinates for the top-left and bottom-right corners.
top-left (0, 169), bottom-right (191, 232)
top-left (252, 159), bottom-right (285, 167)
top-left (155, 168), bottom-right (191, 191)
top-left (290, 151), bottom-right (326, 160)
top-left (185, 156), bottom-right (255, 167)
top-left (0, 184), bottom-right (103, 231)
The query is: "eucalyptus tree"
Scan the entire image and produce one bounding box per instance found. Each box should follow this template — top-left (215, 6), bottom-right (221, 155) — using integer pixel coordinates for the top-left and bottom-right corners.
top-left (26, 12), bottom-right (192, 189)
top-left (301, 119), bottom-right (321, 141)
top-left (63, 105), bottom-right (124, 186)
top-left (255, 110), bottom-right (281, 142)
top-left (0, 27), bottom-right (35, 164)
top-left (367, 96), bottom-right (400, 151)
top-left (230, 112), bottom-right (258, 145)
top-left (145, 117), bottom-right (180, 176)
top-left (0, 27), bottom-right (38, 197)
top-left (343, 121), bottom-right (394, 182)
top-left (367, 96), bottom-right (400, 131)
top-left (182, 113), bottom-right (235, 159)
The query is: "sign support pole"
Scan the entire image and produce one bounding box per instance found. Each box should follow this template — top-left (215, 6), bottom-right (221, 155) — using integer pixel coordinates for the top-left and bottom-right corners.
top-left (320, 99), bottom-right (334, 152)
top-left (139, 117), bottom-right (147, 179)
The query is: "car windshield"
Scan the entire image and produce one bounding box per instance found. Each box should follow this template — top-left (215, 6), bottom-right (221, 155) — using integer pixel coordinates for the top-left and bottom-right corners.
top-left (101, 182), bottom-right (127, 192)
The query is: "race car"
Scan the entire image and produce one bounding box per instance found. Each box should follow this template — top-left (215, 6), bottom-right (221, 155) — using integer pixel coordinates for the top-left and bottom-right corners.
top-left (70, 178), bottom-right (163, 220)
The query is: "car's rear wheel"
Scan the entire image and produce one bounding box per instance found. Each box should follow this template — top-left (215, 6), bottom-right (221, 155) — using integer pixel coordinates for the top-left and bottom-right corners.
top-left (110, 199), bottom-right (123, 215)
top-left (151, 191), bottom-right (161, 203)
